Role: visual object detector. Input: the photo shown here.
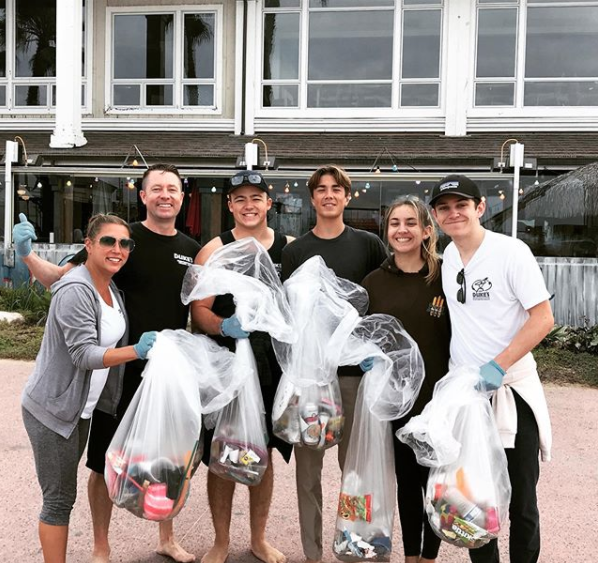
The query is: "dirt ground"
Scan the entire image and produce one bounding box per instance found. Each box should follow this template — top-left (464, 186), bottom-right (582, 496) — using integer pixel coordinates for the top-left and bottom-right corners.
top-left (1, 359), bottom-right (596, 562)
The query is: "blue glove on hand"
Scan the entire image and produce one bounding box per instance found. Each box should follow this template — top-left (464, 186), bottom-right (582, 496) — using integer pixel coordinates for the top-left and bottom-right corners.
top-left (359, 357), bottom-right (375, 372)
top-left (133, 331), bottom-right (158, 360)
top-left (13, 213), bottom-right (37, 257)
top-left (220, 315), bottom-right (250, 339)
top-left (479, 360), bottom-right (506, 391)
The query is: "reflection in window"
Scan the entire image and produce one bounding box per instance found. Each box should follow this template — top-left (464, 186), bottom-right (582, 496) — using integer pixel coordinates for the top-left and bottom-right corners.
top-left (111, 10), bottom-right (217, 110)
top-left (262, 1), bottom-right (444, 110)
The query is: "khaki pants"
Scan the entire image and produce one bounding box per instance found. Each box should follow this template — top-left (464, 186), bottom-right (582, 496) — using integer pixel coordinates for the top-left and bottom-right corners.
top-left (294, 375), bottom-right (361, 561)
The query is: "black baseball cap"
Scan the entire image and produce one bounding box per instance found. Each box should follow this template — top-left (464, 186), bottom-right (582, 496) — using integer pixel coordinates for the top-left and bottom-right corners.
top-left (429, 175), bottom-right (482, 207)
top-left (228, 171), bottom-right (269, 194)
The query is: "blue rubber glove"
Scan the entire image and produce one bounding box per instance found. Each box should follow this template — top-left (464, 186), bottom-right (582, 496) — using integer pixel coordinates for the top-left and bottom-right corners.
top-left (359, 357), bottom-right (375, 373)
top-left (13, 213), bottom-right (37, 257)
top-left (133, 331), bottom-right (158, 360)
top-left (479, 360), bottom-right (506, 391)
top-left (220, 315), bottom-right (250, 339)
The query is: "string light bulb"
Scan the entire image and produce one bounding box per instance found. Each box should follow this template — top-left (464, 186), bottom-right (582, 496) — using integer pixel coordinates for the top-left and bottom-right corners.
top-left (284, 182), bottom-right (290, 194)
top-left (66, 180), bottom-right (72, 187)
top-left (131, 159), bottom-right (139, 167)
top-left (293, 181), bottom-right (299, 188)
top-left (374, 166), bottom-right (381, 174)
top-left (268, 184), bottom-right (274, 190)
top-left (37, 182), bottom-right (42, 188)
top-left (354, 190), bottom-right (360, 198)
top-left (365, 182), bottom-right (370, 189)
top-left (211, 186), bottom-right (217, 193)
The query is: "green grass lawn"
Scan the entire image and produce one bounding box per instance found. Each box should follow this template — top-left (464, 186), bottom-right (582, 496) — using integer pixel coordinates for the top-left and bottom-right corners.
top-left (1, 320), bottom-right (597, 388)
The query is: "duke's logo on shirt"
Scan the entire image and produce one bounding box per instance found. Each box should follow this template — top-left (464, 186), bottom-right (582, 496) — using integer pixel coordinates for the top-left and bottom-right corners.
top-left (174, 253), bottom-right (194, 266)
top-left (472, 277), bottom-right (492, 300)
top-left (427, 296), bottom-right (445, 318)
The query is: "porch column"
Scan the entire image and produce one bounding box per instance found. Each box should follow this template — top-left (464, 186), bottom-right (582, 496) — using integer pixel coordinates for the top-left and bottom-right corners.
top-left (50, 0), bottom-right (87, 148)
top-left (444, 0), bottom-right (473, 137)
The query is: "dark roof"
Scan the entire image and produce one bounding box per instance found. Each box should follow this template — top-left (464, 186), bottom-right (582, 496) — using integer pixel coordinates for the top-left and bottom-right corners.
top-left (2, 130), bottom-right (598, 171)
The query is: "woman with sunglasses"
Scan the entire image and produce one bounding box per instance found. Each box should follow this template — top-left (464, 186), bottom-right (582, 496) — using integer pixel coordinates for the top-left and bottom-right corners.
top-left (361, 196), bottom-right (451, 563)
top-left (21, 213), bottom-right (157, 563)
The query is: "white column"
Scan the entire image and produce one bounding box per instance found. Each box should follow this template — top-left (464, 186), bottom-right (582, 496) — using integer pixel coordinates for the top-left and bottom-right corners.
top-left (50, 0), bottom-right (87, 148)
top-left (443, 0), bottom-right (473, 137)
top-left (510, 143), bottom-right (524, 238)
top-left (234, 0), bottom-right (245, 135)
top-left (244, 0), bottom-right (258, 136)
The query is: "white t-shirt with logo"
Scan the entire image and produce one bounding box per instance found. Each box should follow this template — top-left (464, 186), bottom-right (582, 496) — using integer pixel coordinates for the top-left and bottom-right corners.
top-left (443, 229), bottom-right (551, 366)
top-left (81, 287), bottom-right (126, 419)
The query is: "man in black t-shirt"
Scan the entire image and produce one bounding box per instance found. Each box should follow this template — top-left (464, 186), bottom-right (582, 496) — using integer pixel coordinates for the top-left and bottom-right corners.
top-left (16, 164), bottom-right (200, 563)
top-left (281, 165), bottom-right (386, 563)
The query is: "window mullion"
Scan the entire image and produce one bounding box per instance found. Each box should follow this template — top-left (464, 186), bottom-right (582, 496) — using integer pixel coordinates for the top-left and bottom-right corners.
top-left (392, 0), bottom-right (401, 109)
top-left (516, 0), bottom-right (526, 108)
top-left (300, 0), bottom-right (309, 110)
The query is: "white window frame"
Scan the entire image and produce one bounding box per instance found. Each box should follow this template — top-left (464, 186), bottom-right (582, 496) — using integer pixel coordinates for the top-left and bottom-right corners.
top-left (0, 0), bottom-right (92, 114)
top-left (469, 0), bottom-right (598, 122)
top-left (254, 0), bottom-right (445, 120)
top-left (105, 4), bottom-right (223, 115)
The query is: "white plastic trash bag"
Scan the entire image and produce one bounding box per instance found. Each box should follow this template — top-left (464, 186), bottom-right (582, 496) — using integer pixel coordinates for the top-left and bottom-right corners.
top-left (332, 379), bottom-right (395, 562)
top-left (272, 256), bottom-right (368, 449)
top-left (397, 366), bottom-right (512, 548)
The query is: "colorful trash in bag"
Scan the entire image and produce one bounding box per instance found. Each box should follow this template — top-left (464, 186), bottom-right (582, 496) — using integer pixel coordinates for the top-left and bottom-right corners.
top-left (272, 375), bottom-right (344, 449)
top-left (397, 366), bottom-right (511, 549)
top-left (333, 317), bottom-right (425, 562)
top-left (106, 330), bottom-right (248, 520)
top-left (181, 238), bottom-right (295, 484)
top-left (272, 256), bottom-right (368, 449)
top-left (208, 340), bottom-right (269, 486)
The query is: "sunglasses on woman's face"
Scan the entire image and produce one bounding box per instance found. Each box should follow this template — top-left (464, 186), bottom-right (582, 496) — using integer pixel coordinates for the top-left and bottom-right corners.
top-left (98, 235), bottom-right (135, 252)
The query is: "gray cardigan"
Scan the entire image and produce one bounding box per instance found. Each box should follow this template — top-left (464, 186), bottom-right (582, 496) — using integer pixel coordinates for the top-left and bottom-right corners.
top-left (22, 265), bottom-right (129, 439)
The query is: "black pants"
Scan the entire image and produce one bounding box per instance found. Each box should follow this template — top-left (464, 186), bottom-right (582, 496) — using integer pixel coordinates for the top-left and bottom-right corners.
top-left (469, 391), bottom-right (541, 563)
top-left (393, 423), bottom-right (441, 559)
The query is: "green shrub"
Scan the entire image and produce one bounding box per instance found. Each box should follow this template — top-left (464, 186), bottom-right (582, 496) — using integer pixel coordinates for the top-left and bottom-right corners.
top-left (540, 318), bottom-right (598, 355)
top-left (0, 284), bottom-right (51, 326)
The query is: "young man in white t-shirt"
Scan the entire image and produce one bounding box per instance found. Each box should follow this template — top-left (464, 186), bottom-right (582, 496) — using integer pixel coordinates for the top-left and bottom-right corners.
top-left (429, 175), bottom-right (554, 563)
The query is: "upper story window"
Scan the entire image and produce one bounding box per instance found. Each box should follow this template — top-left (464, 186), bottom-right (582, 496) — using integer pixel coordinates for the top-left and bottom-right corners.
top-left (261, 0), bottom-right (443, 111)
top-left (0, 0), bottom-right (89, 112)
top-left (108, 7), bottom-right (220, 113)
top-left (475, 0), bottom-right (598, 107)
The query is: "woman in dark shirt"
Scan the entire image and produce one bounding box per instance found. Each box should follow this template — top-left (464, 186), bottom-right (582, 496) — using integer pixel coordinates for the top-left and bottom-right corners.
top-left (362, 196), bottom-right (451, 563)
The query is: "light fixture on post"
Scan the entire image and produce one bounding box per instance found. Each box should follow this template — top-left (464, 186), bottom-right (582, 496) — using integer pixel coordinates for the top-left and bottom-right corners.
top-left (235, 138), bottom-right (278, 170)
top-left (121, 144), bottom-right (149, 169)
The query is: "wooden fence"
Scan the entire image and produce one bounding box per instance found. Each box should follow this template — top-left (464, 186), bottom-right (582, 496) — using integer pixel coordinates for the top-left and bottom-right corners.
top-left (538, 257), bottom-right (598, 327)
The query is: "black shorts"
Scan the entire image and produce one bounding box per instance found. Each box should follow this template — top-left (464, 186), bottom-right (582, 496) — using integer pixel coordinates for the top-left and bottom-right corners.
top-left (86, 366), bottom-right (143, 474)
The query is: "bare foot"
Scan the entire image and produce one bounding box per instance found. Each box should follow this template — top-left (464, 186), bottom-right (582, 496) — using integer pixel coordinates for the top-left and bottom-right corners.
top-left (251, 540), bottom-right (286, 563)
top-left (201, 544), bottom-right (229, 563)
top-left (157, 540), bottom-right (196, 563)
top-left (91, 552), bottom-right (110, 563)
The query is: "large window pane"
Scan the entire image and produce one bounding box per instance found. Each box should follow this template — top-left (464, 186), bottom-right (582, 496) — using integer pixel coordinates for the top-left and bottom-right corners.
top-left (475, 83), bottom-right (514, 106)
top-left (308, 11), bottom-right (393, 80)
top-left (526, 7), bottom-right (598, 78)
top-left (263, 84), bottom-right (298, 107)
top-left (114, 14), bottom-right (173, 80)
top-left (113, 84), bottom-right (140, 106)
top-left (264, 13), bottom-right (300, 80)
top-left (15, 84), bottom-right (45, 106)
top-left (0, 0), bottom-right (5, 78)
top-left (401, 83), bottom-right (439, 106)
top-left (310, 0), bottom-right (393, 6)
top-left (265, 0), bottom-right (300, 6)
top-left (402, 10), bottom-right (441, 79)
top-left (15, 0), bottom-right (56, 77)
top-left (184, 14), bottom-right (215, 80)
top-left (184, 85), bottom-right (214, 106)
top-left (476, 9), bottom-right (517, 78)
top-left (0, 85), bottom-right (5, 105)
top-left (146, 84), bottom-right (172, 106)
top-left (307, 83), bottom-right (391, 108)
top-left (524, 81), bottom-right (598, 106)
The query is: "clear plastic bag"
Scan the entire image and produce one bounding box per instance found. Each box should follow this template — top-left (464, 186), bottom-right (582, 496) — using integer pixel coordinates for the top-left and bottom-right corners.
top-left (208, 339), bottom-right (269, 486)
top-left (105, 330), bottom-right (249, 520)
top-left (272, 257), bottom-right (368, 448)
top-left (397, 366), bottom-right (511, 548)
top-left (332, 379), bottom-right (395, 562)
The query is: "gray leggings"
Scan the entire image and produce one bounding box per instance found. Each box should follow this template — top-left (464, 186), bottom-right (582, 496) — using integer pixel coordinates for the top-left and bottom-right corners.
top-left (22, 407), bottom-right (90, 526)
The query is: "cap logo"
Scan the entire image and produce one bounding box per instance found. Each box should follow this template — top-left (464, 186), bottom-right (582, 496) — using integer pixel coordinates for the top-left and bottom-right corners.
top-left (439, 181), bottom-right (459, 191)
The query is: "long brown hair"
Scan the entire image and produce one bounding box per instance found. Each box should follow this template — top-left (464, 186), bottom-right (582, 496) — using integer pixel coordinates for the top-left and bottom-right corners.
top-left (383, 195), bottom-right (440, 284)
